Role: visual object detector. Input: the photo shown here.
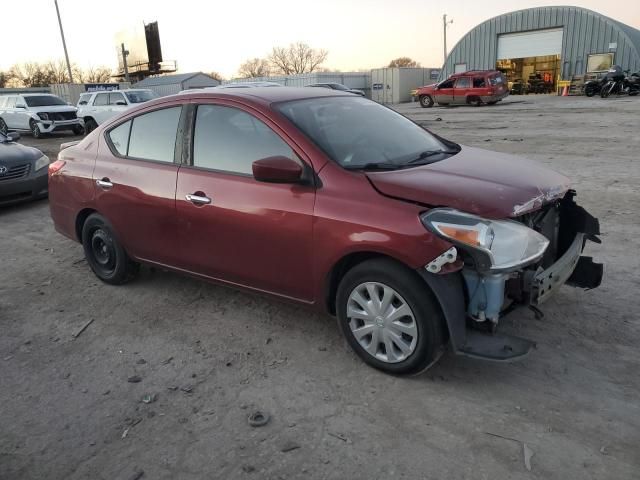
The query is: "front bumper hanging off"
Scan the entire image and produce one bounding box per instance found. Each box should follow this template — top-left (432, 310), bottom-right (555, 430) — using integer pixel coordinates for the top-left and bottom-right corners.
top-left (421, 191), bottom-right (603, 362)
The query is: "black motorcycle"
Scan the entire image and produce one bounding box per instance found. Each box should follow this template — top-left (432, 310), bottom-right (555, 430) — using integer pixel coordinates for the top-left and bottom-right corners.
top-left (600, 66), bottom-right (640, 98)
top-left (584, 66), bottom-right (640, 97)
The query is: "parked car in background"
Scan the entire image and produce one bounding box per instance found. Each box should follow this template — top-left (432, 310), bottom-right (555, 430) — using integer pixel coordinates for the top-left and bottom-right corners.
top-left (306, 83), bottom-right (365, 96)
top-left (0, 131), bottom-right (49, 206)
top-left (416, 70), bottom-right (509, 107)
top-left (0, 94), bottom-right (83, 138)
top-left (76, 89), bottom-right (157, 133)
top-left (210, 82), bottom-right (283, 89)
top-left (49, 87), bottom-right (602, 375)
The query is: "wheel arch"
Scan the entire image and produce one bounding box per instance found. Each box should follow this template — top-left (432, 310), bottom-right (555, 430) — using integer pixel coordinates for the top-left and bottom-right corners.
top-left (75, 208), bottom-right (97, 241)
top-left (324, 251), bottom-right (415, 315)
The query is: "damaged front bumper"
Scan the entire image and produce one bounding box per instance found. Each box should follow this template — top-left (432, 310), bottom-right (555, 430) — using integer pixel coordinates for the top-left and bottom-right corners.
top-left (421, 190), bottom-right (603, 362)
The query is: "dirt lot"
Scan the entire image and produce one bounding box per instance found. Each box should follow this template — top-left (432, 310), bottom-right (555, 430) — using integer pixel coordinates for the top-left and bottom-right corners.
top-left (1, 95), bottom-right (638, 480)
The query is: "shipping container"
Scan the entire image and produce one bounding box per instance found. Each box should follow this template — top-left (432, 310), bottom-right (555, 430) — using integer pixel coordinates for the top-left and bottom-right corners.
top-left (371, 68), bottom-right (441, 104)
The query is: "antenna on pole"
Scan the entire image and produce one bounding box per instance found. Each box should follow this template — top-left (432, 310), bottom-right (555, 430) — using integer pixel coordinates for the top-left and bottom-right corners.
top-left (54, 0), bottom-right (74, 83)
top-left (443, 14), bottom-right (454, 64)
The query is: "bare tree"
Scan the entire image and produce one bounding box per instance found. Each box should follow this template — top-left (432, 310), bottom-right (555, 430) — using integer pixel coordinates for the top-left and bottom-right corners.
top-left (77, 66), bottom-right (113, 83)
top-left (268, 43), bottom-right (328, 75)
top-left (207, 71), bottom-right (224, 82)
top-left (237, 58), bottom-right (271, 78)
top-left (0, 71), bottom-right (12, 88)
top-left (388, 57), bottom-right (420, 68)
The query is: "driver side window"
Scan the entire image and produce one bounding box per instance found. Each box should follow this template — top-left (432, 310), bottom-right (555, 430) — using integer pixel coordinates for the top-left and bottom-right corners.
top-left (193, 105), bottom-right (296, 175)
top-left (439, 79), bottom-right (455, 89)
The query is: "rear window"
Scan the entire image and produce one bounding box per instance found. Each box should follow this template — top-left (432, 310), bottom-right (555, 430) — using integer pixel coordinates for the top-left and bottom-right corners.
top-left (24, 95), bottom-right (67, 107)
top-left (490, 74), bottom-right (505, 86)
top-left (127, 107), bottom-right (181, 162)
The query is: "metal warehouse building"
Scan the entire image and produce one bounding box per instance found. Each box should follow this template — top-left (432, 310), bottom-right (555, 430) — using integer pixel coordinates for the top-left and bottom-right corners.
top-left (442, 6), bottom-right (640, 91)
top-left (133, 72), bottom-right (221, 96)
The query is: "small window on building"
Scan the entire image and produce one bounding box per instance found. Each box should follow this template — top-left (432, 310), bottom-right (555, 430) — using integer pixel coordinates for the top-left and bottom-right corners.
top-left (455, 77), bottom-right (471, 89)
top-left (193, 105), bottom-right (295, 175)
top-left (473, 77), bottom-right (486, 88)
top-left (93, 93), bottom-right (109, 106)
top-left (108, 120), bottom-right (131, 156)
top-left (128, 107), bottom-right (182, 162)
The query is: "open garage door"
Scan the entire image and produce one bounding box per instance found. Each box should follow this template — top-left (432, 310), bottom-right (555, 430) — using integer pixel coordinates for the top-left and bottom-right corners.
top-left (497, 28), bottom-right (563, 59)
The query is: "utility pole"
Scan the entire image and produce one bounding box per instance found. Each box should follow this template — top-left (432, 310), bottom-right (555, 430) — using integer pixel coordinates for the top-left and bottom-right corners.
top-left (54, 0), bottom-right (74, 83)
top-left (443, 14), bottom-right (454, 63)
top-left (121, 43), bottom-right (130, 83)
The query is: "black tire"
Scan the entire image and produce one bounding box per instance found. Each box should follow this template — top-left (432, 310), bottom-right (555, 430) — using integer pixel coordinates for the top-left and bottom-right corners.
top-left (0, 118), bottom-right (7, 135)
top-left (336, 258), bottom-right (446, 375)
top-left (468, 96), bottom-right (483, 107)
top-left (487, 100), bottom-right (498, 105)
top-left (72, 125), bottom-right (85, 136)
top-left (81, 213), bottom-right (139, 285)
top-left (419, 95), bottom-right (434, 108)
top-left (29, 119), bottom-right (42, 138)
top-left (84, 118), bottom-right (98, 134)
top-left (584, 85), bottom-right (597, 97)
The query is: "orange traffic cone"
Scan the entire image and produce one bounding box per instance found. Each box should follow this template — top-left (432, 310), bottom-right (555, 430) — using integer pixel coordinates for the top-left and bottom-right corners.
top-left (562, 85), bottom-right (569, 96)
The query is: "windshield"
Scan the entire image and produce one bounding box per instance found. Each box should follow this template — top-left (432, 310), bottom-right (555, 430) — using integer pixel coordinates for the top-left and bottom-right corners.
top-left (276, 96), bottom-right (457, 169)
top-left (125, 90), bottom-right (156, 103)
top-left (24, 95), bottom-right (67, 107)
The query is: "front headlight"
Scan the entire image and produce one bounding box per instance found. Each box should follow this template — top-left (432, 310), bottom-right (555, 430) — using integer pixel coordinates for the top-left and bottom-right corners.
top-left (421, 208), bottom-right (549, 271)
top-left (35, 155), bottom-right (50, 171)
top-left (37, 112), bottom-right (49, 121)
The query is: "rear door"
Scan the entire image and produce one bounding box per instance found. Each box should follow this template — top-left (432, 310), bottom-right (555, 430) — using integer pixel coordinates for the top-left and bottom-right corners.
top-left (92, 93), bottom-right (110, 124)
top-left (454, 76), bottom-right (471, 104)
top-left (174, 101), bottom-right (316, 301)
top-left (433, 78), bottom-right (454, 104)
top-left (93, 104), bottom-right (184, 265)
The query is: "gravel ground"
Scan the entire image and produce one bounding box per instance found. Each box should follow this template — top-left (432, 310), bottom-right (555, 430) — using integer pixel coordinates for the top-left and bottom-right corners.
top-left (1, 95), bottom-right (638, 480)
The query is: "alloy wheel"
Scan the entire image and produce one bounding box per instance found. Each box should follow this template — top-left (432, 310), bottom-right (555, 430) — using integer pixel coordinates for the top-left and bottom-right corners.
top-left (346, 282), bottom-right (418, 363)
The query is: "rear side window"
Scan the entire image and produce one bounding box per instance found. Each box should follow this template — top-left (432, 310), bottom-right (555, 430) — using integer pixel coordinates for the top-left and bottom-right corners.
top-left (108, 121), bottom-right (131, 156)
top-left (127, 107), bottom-right (181, 162)
top-left (473, 77), bottom-right (486, 88)
top-left (193, 104), bottom-right (295, 175)
top-left (5, 97), bottom-right (16, 108)
top-left (94, 94), bottom-right (109, 106)
top-left (455, 77), bottom-right (471, 88)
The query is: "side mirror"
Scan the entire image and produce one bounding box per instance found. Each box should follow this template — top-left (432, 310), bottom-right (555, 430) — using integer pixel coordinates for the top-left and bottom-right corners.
top-left (116, 101), bottom-right (127, 106)
top-left (15, 104), bottom-right (26, 109)
top-left (6, 132), bottom-right (20, 141)
top-left (252, 156), bottom-right (303, 183)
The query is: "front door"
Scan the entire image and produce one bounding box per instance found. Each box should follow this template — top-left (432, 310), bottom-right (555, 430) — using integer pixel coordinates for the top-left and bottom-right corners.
top-left (433, 78), bottom-right (454, 104)
top-left (175, 102), bottom-right (316, 302)
top-left (93, 105), bottom-right (184, 265)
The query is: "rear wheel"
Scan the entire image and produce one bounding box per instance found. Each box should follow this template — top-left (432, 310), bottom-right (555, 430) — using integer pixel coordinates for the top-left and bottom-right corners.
top-left (487, 100), bottom-right (498, 105)
top-left (336, 258), bottom-right (446, 375)
top-left (468, 96), bottom-right (483, 106)
top-left (84, 117), bottom-right (98, 134)
top-left (584, 84), bottom-right (597, 97)
top-left (0, 118), bottom-right (7, 135)
top-left (29, 119), bottom-right (42, 138)
top-left (81, 213), bottom-right (139, 285)
top-left (419, 95), bottom-right (434, 108)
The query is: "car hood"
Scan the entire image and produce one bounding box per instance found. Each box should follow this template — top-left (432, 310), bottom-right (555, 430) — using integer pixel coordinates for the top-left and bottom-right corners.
top-left (365, 145), bottom-right (570, 219)
top-left (0, 142), bottom-right (43, 165)
top-left (28, 105), bottom-right (77, 113)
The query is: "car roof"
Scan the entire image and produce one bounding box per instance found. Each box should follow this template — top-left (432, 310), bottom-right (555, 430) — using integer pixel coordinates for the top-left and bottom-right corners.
top-left (452, 70), bottom-right (502, 77)
top-left (170, 86), bottom-right (354, 104)
top-left (21, 93), bottom-right (58, 97)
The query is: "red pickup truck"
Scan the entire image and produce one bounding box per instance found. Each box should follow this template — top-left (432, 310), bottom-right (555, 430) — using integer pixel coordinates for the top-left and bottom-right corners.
top-left (417, 70), bottom-right (509, 107)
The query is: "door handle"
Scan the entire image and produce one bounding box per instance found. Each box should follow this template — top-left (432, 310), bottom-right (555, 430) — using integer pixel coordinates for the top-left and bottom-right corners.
top-left (185, 193), bottom-right (212, 205)
top-left (96, 178), bottom-right (113, 189)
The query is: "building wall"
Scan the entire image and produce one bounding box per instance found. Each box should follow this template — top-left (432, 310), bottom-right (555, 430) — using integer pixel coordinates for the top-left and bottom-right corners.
top-left (442, 6), bottom-right (640, 80)
top-left (224, 72), bottom-right (372, 97)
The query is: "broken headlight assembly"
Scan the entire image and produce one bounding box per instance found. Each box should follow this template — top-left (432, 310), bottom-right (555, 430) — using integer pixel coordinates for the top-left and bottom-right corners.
top-left (420, 209), bottom-right (550, 272)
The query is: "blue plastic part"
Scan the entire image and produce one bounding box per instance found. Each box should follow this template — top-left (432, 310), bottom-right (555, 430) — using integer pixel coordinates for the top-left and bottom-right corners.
top-left (462, 269), bottom-right (507, 321)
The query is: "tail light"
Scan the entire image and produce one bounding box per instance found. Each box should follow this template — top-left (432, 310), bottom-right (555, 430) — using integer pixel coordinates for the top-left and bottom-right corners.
top-left (48, 160), bottom-right (66, 176)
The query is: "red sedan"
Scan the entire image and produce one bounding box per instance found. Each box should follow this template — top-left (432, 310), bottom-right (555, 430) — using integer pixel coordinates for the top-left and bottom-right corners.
top-left (49, 87), bottom-right (602, 374)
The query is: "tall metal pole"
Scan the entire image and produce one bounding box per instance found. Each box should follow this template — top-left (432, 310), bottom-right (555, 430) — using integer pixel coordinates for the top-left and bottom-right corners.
top-left (443, 14), bottom-right (453, 64)
top-left (54, 0), bottom-right (74, 83)
top-left (121, 43), bottom-right (130, 83)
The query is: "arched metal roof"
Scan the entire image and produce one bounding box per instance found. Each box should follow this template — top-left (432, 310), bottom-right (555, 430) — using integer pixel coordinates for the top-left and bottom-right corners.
top-left (441, 6), bottom-right (640, 80)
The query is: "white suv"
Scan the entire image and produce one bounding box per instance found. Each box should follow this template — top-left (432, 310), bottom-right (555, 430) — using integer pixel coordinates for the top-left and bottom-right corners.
top-left (76, 89), bottom-right (157, 133)
top-left (0, 94), bottom-right (83, 138)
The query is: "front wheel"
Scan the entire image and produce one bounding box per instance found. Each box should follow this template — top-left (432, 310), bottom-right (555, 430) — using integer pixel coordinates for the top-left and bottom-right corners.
top-left (419, 95), bottom-right (434, 108)
top-left (336, 258), bottom-right (446, 375)
top-left (84, 118), bottom-right (98, 134)
top-left (29, 119), bottom-right (42, 138)
top-left (584, 84), bottom-right (597, 97)
top-left (81, 213), bottom-right (139, 285)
